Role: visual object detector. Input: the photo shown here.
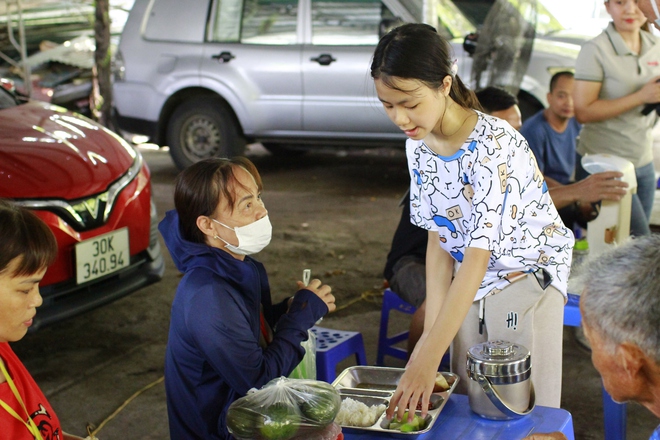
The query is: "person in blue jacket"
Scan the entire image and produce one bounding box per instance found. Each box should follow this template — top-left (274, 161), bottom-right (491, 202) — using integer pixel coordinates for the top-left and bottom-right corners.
top-left (158, 157), bottom-right (335, 440)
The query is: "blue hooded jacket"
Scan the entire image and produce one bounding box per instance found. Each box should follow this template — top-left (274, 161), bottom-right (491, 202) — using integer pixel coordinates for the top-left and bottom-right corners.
top-left (159, 210), bottom-right (327, 439)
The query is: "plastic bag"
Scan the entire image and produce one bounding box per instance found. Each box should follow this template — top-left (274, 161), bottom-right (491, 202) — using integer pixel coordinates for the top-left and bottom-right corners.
top-left (226, 377), bottom-right (341, 440)
top-left (289, 329), bottom-right (316, 380)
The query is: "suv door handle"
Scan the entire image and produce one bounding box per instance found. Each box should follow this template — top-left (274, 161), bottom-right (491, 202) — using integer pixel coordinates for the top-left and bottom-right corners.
top-left (310, 53), bottom-right (336, 66)
top-left (212, 51), bottom-right (235, 63)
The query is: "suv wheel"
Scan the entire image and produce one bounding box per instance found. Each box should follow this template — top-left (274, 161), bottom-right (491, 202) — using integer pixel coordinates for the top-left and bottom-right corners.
top-left (167, 97), bottom-right (245, 170)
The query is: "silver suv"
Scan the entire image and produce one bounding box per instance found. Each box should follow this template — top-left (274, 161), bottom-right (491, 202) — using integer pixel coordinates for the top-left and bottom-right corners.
top-left (113, 0), bottom-right (583, 169)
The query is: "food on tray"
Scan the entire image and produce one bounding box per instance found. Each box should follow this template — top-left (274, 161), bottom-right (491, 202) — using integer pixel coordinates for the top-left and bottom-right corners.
top-left (387, 411), bottom-right (427, 432)
top-left (335, 397), bottom-right (386, 427)
top-left (432, 372), bottom-right (450, 392)
top-left (414, 395), bottom-right (441, 411)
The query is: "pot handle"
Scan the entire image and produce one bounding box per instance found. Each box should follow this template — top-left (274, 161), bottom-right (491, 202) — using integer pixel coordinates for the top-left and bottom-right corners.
top-left (475, 373), bottom-right (536, 419)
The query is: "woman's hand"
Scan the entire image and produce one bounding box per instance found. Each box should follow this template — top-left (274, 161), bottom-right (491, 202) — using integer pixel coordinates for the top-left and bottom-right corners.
top-left (296, 279), bottom-right (336, 312)
top-left (637, 75), bottom-right (660, 104)
top-left (386, 351), bottom-right (437, 422)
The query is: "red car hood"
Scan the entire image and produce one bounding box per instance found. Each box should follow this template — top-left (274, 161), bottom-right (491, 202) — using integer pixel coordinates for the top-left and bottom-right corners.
top-left (0, 101), bottom-right (136, 200)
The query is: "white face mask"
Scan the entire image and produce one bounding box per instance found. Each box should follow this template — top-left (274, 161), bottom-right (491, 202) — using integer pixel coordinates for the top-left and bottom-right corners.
top-left (212, 215), bottom-right (272, 255)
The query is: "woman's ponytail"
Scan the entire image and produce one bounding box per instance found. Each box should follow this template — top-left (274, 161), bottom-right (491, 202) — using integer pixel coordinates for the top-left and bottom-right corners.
top-left (451, 74), bottom-right (482, 111)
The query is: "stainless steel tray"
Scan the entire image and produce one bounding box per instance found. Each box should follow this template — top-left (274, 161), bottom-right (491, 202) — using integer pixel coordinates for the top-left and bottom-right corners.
top-left (332, 366), bottom-right (459, 437)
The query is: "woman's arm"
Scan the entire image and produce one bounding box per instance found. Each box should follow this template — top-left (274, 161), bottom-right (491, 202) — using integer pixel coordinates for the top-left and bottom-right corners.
top-left (574, 76), bottom-right (660, 123)
top-left (386, 246), bottom-right (490, 422)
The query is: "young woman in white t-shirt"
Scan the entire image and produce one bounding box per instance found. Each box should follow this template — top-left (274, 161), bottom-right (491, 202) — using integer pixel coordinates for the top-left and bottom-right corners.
top-left (370, 23), bottom-right (574, 420)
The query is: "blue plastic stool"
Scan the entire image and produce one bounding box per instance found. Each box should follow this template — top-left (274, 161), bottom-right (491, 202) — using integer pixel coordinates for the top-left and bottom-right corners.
top-left (311, 326), bottom-right (367, 383)
top-left (564, 293), bottom-right (627, 440)
top-left (377, 289), bottom-right (450, 369)
top-left (377, 288), bottom-right (416, 365)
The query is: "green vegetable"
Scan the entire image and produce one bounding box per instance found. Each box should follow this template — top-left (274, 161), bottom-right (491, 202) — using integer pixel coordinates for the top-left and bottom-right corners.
top-left (226, 406), bottom-right (258, 439)
top-left (298, 385), bottom-right (341, 425)
top-left (259, 402), bottom-right (301, 440)
top-left (389, 412), bottom-right (426, 432)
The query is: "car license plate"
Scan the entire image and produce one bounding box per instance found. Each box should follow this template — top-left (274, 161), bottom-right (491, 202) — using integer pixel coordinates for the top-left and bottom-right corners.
top-left (75, 228), bottom-right (130, 284)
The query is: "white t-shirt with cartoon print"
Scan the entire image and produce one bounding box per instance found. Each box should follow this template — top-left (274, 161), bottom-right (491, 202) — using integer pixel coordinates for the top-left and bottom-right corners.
top-left (407, 111), bottom-right (574, 301)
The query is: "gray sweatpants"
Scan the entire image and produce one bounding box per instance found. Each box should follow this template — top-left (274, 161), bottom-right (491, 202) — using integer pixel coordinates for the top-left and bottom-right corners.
top-left (450, 274), bottom-right (564, 408)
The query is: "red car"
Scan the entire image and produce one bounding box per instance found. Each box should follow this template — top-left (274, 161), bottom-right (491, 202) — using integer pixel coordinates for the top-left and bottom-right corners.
top-left (0, 80), bottom-right (164, 331)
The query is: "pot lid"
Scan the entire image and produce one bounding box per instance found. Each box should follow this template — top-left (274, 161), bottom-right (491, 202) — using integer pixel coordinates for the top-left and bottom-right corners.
top-left (467, 340), bottom-right (531, 378)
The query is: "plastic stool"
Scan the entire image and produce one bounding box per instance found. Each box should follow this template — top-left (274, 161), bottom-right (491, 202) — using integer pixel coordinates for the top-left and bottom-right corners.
top-left (377, 288), bottom-right (416, 365)
top-left (311, 326), bottom-right (367, 383)
top-left (564, 293), bottom-right (627, 440)
top-left (377, 288), bottom-right (450, 369)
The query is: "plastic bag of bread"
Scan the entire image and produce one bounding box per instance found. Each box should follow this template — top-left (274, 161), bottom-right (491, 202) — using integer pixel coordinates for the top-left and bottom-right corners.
top-left (227, 377), bottom-right (342, 440)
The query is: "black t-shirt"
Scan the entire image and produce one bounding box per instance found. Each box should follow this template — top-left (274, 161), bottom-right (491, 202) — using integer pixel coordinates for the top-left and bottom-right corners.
top-left (383, 189), bottom-right (428, 281)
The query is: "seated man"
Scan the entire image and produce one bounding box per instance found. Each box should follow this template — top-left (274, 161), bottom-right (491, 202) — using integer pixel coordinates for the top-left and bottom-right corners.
top-left (520, 71), bottom-right (627, 229)
top-left (475, 86), bottom-right (522, 131)
top-left (524, 235), bottom-right (660, 440)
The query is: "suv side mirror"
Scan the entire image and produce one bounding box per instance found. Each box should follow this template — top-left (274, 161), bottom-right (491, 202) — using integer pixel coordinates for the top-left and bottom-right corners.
top-left (463, 32), bottom-right (478, 56)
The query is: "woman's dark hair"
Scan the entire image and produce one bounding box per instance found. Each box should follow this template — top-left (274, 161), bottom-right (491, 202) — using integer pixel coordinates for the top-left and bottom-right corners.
top-left (174, 157), bottom-right (263, 244)
top-left (371, 23), bottom-right (481, 110)
top-left (0, 199), bottom-right (57, 276)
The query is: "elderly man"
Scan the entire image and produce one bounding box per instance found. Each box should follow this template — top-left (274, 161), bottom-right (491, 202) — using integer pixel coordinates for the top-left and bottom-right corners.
top-left (639, 0), bottom-right (660, 29)
top-left (524, 235), bottom-right (660, 440)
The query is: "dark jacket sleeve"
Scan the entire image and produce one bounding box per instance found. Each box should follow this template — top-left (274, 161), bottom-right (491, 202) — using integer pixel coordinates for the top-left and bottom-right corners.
top-left (185, 282), bottom-right (327, 397)
top-left (269, 297), bottom-right (290, 326)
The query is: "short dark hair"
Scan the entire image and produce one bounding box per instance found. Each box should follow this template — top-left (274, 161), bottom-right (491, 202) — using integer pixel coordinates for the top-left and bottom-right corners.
top-left (475, 86), bottom-right (518, 113)
top-left (173, 157), bottom-right (263, 244)
top-left (0, 199), bottom-right (57, 276)
top-left (549, 71), bottom-right (574, 93)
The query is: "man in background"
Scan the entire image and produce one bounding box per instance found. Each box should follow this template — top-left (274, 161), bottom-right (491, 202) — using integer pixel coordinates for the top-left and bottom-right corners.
top-left (520, 71), bottom-right (627, 230)
top-left (475, 86), bottom-right (523, 130)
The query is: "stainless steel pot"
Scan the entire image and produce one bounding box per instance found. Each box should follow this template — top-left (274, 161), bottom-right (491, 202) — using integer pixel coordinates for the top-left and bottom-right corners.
top-left (466, 340), bottom-right (535, 420)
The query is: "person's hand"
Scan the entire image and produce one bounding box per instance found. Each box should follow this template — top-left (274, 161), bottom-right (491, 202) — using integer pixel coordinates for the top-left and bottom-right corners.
top-left (522, 432), bottom-right (567, 440)
top-left (386, 352), bottom-right (437, 422)
top-left (296, 279), bottom-right (336, 312)
top-left (638, 75), bottom-right (660, 104)
top-left (574, 171), bottom-right (627, 204)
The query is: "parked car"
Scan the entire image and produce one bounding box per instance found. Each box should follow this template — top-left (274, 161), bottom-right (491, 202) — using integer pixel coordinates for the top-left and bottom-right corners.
top-left (0, 79), bottom-right (164, 331)
top-left (113, 0), bottom-right (584, 169)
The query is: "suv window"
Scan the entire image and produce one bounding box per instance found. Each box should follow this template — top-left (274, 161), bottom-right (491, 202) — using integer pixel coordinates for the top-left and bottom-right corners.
top-left (311, 0), bottom-right (394, 45)
top-left (210, 0), bottom-right (243, 42)
top-left (210, 0), bottom-right (298, 44)
top-left (143, 0), bottom-right (205, 42)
